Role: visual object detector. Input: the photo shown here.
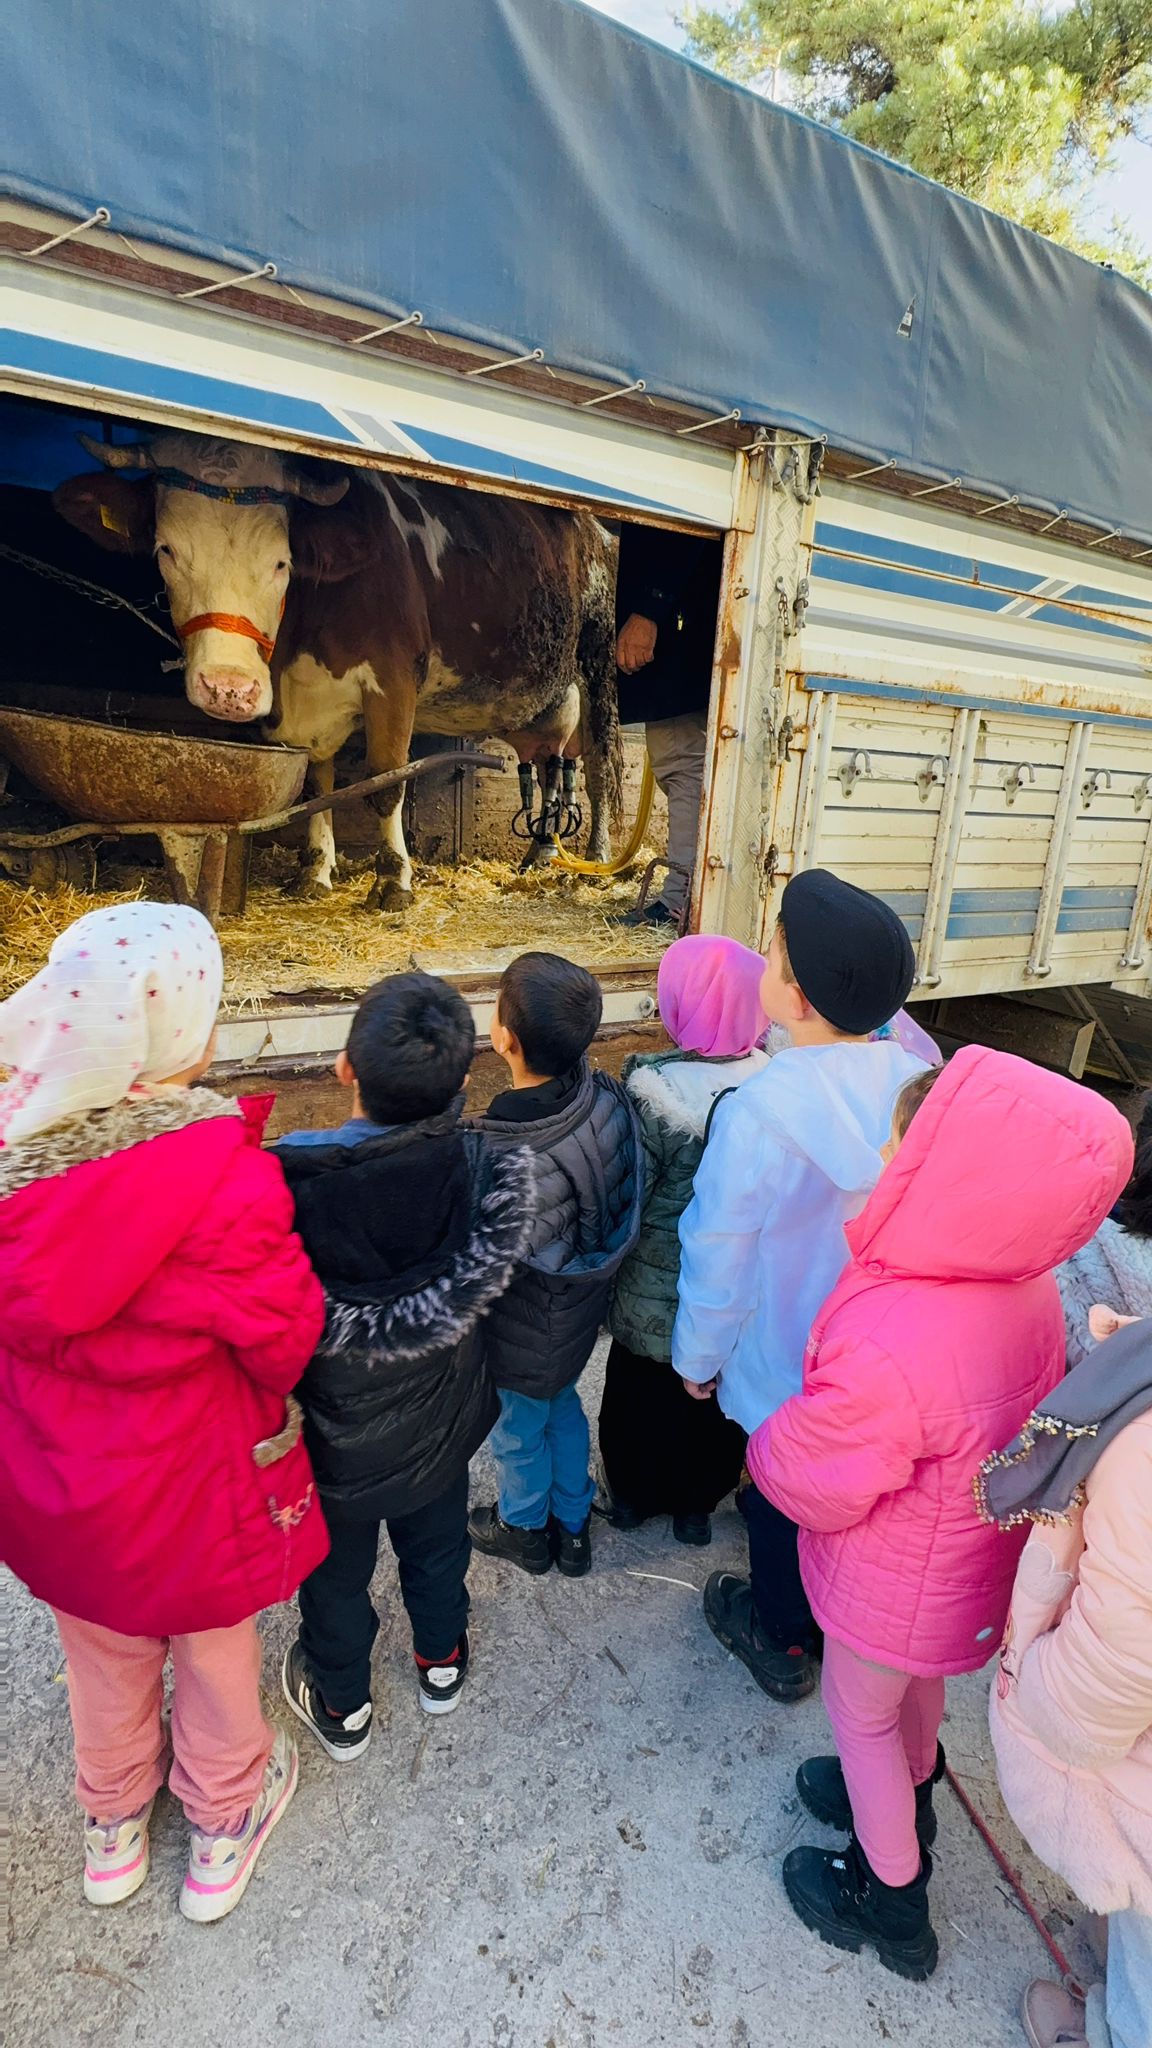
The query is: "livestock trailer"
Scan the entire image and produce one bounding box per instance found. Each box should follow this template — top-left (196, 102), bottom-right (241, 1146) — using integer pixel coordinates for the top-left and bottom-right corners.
top-left (2, 0), bottom-right (1151, 1091)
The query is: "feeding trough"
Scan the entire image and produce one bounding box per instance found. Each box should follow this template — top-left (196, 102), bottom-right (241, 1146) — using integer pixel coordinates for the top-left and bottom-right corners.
top-left (0, 708), bottom-right (504, 922)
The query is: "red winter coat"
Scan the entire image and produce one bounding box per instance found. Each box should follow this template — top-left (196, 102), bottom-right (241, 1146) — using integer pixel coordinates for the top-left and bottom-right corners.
top-left (748, 1047), bottom-right (1133, 1677)
top-left (0, 1089), bottom-right (328, 1636)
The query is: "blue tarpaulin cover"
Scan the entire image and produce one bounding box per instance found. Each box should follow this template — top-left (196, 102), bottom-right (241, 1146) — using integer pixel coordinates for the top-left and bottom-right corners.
top-left (3, 0), bottom-right (1151, 541)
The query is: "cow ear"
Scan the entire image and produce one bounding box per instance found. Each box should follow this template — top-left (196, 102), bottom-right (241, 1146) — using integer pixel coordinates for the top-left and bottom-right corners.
top-left (288, 497), bottom-right (376, 583)
top-left (52, 473), bottom-right (155, 555)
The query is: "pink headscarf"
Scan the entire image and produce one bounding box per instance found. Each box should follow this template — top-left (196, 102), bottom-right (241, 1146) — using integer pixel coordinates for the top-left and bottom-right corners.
top-left (657, 935), bottom-right (769, 1058)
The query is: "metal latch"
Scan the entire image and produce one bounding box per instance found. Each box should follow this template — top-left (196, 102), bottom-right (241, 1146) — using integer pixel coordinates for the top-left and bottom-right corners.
top-left (837, 749), bottom-right (873, 797)
top-left (778, 716), bottom-right (794, 762)
top-left (791, 578), bottom-right (810, 633)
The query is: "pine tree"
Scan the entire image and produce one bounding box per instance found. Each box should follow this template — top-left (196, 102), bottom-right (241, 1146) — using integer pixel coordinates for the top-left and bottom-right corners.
top-left (681, 0), bottom-right (1152, 281)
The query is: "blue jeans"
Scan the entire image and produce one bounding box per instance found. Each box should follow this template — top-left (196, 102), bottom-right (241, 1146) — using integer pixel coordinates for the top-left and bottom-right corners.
top-left (1085, 1907), bottom-right (1152, 2048)
top-left (491, 1385), bottom-right (594, 1534)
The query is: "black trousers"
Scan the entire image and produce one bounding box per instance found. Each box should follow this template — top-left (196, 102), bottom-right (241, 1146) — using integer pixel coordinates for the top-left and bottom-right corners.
top-left (298, 1470), bottom-right (470, 1711)
top-left (598, 1339), bottom-right (747, 1517)
top-left (739, 1478), bottom-right (818, 1654)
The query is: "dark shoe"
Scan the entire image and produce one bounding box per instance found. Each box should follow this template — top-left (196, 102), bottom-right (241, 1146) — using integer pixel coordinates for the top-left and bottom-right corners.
top-left (468, 1503), bottom-right (552, 1575)
top-left (672, 1512), bottom-right (712, 1547)
top-left (551, 1515), bottom-right (592, 1578)
top-left (611, 899), bottom-right (676, 929)
top-left (281, 1640), bottom-right (373, 1762)
top-left (797, 1742), bottom-right (945, 1847)
top-left (416, 1630), bottom-right (469, 1717)
top-left (782, 1837), bottom-right (938, 1981)
top-left (702, 1571), bottom-right (816, 1701)
top-left (605, 1500), bottom-right (648, 1531)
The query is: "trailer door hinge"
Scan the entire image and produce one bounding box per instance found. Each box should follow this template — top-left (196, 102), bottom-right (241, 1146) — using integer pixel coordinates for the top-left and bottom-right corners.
top-left (791, 578), bottom-right (810, 633)
top-left (778, 716), bottom-right (794, 761)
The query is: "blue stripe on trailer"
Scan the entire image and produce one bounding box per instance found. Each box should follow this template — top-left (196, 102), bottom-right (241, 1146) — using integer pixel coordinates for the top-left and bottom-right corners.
top-left (812, 523), bottom-right (1148, 641)
top-left (803, 676), bottom-right (1152, 731)
top-left (868, 883), bottom-right (1135, 946)
top-left (0, 330), bottom-right (360, 444)
top-left (393, 423), bottom-right (698, 517)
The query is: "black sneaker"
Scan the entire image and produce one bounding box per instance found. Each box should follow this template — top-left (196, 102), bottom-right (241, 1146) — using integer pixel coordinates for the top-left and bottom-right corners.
top-left (281, 1640), bottom-right (372, 1762)
top-left (702, 1571), bottom-right (816, 1702)
top-left (782, 1837), bottom-right (938, 1981)
top-left (604, 1500), bottom-right (648, 1531)
top-left (468, 1503), bottom-right (552, 1575)
top-left (611, 899), bottom-right (677, 929)
top-left (797, 1743), bottom-right (945, 1846)
top-left (551, 1515), bottom-right (592, 1577)
top-left (416, 1631), bottom-right (469, 1717)
top-left (672, 1512), bottom-right (712, 1547)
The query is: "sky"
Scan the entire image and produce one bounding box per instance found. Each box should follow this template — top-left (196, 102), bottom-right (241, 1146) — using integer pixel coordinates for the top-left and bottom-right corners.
top-left (582, 0), bottom-right (1152, 248)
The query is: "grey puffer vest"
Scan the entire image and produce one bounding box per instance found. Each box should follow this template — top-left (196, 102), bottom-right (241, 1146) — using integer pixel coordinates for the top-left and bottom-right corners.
top-left (608, 1047), bottom-right (769, 1361)
top-left (473, 1062), bottom-right (642, 1399)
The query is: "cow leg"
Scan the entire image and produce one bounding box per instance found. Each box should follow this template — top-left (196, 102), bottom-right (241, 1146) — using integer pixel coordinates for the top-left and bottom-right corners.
top-left (285, 756), bottom-right (338, 897)
top-left (362, 679), bottom-right (415, 912)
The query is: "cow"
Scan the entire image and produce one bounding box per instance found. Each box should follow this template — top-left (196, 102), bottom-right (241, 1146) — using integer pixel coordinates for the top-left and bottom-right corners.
top-left (53, 432), bottom-right (623, 909)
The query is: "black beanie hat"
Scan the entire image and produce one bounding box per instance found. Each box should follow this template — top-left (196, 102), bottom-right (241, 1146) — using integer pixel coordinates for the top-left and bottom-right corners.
top-left (778, 869), bottom-right (916, 1034)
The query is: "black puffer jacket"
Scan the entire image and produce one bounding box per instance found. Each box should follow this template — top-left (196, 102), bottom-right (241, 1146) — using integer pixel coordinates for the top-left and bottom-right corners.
top-left (472, 1064), bottom-right (642, 1399)
top-left (274, 1107), bottom-right (534, 1518)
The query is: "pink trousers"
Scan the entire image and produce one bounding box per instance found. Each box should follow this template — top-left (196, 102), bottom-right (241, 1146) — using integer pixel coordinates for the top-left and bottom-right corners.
top-left (821, 1635), bottom-right (946, 1886)
top-left (53, 1610), bottom-right (273, 1836)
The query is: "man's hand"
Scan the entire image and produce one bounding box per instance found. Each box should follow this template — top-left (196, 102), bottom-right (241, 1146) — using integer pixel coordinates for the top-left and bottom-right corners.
top-left (616, 613), bottom-right (658, 673)
top-left (1089, 1302), bottom-right (1141, 1343)
top-left (682, 1375), bottom-right (717, 1401)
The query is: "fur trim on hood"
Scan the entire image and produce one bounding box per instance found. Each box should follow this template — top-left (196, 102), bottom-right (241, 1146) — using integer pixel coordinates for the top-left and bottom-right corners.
top-left (319, 1143), bottom-right (536, 1364)
top-left (627, 1050), bottom-right (769, 1142)
top-left (0, 1088), bottom-right (240, 1200)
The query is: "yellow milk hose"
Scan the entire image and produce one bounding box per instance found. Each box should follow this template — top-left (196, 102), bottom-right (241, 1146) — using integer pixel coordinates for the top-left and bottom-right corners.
top-left (550, 757), bottom-right (656, 876)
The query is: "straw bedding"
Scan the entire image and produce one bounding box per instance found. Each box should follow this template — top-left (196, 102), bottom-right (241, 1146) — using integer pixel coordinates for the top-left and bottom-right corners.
top-left (0, 852), bottom-right (668, 1012)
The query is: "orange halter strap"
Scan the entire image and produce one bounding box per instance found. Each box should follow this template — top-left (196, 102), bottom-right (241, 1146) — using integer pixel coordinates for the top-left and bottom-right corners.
top-left (177, 597), bottom-right (285, 665)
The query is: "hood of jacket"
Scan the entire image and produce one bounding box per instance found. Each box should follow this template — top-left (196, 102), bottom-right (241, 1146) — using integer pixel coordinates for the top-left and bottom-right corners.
top-left (474, 1062), bottom-right (641, 1281)
top-left (0, 1088), bottom-right (254, 1337)
top-left (849, 1045), bottom-right (1134, 1284)
top-left (746, 1041), bottom-right (923, 1196)
top-left (625, 1049), bottom-right (770, 1142)
top-left (276, 1111), bottom-right (535, 1363)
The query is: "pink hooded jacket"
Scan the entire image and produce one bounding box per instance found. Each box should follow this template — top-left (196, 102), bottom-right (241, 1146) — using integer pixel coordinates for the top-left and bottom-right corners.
top-left (747, 1046), bottom-right (1133, 1677)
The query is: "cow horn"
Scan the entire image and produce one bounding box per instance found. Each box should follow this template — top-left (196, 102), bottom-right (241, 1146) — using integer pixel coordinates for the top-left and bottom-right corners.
top-left (283, 469), bottom-right (349, 505)
top-left (78, 434), bottom-right (156, 472)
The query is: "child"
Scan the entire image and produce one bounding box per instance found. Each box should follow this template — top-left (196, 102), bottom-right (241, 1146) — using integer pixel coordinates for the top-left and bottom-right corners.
top-left (601, 935), bottom-right (767, 1543)
top-left (468, 952), bottom-right (642, 1577)
top-left (748, 1048), bottom-right (1132, 1980)
top-left (0, 904), bottom-right (326, 1923)
top-left (982, 1311), bottom-right (1152, 2048)
top-left (673, 868), bottom-right (925, 1700)
top-left (275, 973), bottom-right (534, 1745)
top-left (1058, 1093), bottom-right (1152, 1368)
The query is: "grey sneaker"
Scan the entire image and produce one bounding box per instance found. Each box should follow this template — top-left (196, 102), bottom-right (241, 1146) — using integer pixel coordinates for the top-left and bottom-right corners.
top-left (83, 1797), bottom-right (154, 1906)
top-left (179, 1727), bottom-right (297, 1924)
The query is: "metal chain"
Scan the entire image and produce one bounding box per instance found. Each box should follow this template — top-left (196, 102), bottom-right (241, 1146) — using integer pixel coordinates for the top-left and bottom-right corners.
top-left (0, 542), bottom-right (181, 650)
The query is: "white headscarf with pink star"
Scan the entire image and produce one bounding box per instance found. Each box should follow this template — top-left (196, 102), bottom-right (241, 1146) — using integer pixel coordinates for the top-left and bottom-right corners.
top-left (0, 902), bottom-right (223, 1147)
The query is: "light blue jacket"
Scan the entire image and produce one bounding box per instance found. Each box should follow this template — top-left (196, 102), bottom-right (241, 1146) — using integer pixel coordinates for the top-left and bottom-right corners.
top-left (671, 1040), bottom-right (927, 1433)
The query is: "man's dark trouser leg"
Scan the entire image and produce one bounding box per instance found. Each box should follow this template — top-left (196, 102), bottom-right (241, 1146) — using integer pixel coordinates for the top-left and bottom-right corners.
top-left (739, 1482), bottom-right (817, 1652)
top-left (297, 1510), bottom-right (382, 1712)
top-left (386, 1469), bottom-right (471, 1665)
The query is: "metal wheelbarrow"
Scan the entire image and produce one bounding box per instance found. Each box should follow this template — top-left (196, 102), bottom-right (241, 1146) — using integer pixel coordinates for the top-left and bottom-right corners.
top-left (0, 708), bottom-right (504, 922)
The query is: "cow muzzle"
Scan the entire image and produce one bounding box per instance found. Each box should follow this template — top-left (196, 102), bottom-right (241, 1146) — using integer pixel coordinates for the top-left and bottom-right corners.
top-left (188, 664), bottom-right (273, 723)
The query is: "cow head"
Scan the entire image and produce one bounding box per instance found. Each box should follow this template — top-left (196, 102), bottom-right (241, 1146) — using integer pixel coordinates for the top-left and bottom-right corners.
top-left (53, 432), bottom-right (348, 722)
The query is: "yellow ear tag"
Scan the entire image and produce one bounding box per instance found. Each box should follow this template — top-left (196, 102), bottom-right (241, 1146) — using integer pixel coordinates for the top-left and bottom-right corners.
top-left (99, 501), bottom-right (129, 538)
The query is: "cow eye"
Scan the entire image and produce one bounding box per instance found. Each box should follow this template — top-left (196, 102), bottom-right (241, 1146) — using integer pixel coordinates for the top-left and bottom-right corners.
top-left (275, 559), bottom-right (289, 572)
top-left (157, 542), bottom-right (174, 561)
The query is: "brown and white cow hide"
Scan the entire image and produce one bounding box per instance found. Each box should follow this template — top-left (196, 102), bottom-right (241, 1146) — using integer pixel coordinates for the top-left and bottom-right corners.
top-left (54, 433), bottom-right (622, 909)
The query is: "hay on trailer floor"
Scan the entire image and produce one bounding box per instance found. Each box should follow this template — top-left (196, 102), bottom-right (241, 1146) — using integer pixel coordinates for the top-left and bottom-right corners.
top-left (0, 852), bottom-right (669, 1011)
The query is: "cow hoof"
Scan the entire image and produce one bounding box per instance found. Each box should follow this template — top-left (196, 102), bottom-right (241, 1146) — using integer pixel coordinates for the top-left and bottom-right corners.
top-left (364, 881), bottom-right (414, 914)
top-left (283, 870), bottom-right (334, 901)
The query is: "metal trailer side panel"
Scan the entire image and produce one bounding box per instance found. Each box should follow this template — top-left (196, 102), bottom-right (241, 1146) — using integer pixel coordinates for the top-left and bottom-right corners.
top-left (767, 483), bottom-right (1152, 1000)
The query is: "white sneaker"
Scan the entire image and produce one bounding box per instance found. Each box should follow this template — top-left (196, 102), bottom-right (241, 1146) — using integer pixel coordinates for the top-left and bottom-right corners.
top-left (179, 1727), bottom-right (297, 1924)
top-left (83, 1797), bottom-right (154, 1906)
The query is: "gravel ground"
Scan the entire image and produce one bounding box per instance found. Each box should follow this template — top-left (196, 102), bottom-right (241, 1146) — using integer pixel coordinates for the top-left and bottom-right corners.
top-left (4, 1342), bottom-right (1094, 2048)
